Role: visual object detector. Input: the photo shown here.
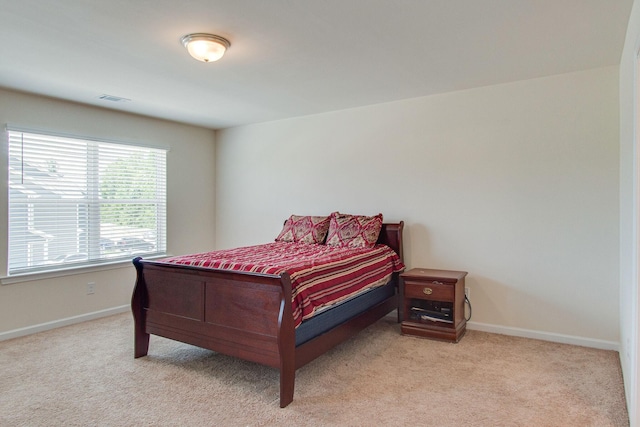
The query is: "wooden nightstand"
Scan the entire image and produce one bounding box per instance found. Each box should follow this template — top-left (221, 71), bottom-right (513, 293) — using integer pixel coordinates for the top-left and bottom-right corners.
top-left (400, 268), bottom-right (468, 342)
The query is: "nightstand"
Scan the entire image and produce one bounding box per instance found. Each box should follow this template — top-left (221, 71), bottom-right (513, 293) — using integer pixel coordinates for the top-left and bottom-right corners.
top-left (400, 268), bottom-right (468, 342)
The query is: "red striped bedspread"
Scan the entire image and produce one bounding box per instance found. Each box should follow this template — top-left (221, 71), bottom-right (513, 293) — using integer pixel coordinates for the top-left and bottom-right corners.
top-left (160, 242), bottom-right (405, 328)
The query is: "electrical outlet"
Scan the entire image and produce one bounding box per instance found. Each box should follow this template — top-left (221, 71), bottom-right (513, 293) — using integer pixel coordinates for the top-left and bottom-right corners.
top-left (87, 282), bottom-right (96, 295)
top-left (465, 287), bottom-right (470, 298)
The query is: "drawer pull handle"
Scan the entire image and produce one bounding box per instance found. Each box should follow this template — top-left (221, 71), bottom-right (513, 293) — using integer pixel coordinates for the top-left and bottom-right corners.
top-left (432, 281), bottom-right (444, 285)
top-left (423, 287), bottom-right (433, 295)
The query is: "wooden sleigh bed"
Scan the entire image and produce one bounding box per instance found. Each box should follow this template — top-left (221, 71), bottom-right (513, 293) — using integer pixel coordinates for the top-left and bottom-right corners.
top-left (131, 221), bottom-right (404, 407)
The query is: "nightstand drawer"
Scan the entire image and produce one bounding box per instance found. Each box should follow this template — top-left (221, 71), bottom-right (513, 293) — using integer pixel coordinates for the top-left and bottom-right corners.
top-left (404, 280), bottom-right (454, 300)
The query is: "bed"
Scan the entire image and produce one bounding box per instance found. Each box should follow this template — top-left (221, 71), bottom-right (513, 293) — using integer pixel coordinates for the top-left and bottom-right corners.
top-left (131, 214), bottom-right (404, 407)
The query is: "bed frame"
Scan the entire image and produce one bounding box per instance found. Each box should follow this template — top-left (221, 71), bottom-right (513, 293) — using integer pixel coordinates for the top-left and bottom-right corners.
top-left (131, 221), bottom-right (404, 407)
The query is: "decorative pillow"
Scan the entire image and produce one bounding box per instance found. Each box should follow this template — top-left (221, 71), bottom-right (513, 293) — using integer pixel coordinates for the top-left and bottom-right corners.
top-left (275, 218), bottom-right (296, 242)
top-left (325, 212), bottom-right (383, 248)
top-left (275, 215), bottom-right (331, 244)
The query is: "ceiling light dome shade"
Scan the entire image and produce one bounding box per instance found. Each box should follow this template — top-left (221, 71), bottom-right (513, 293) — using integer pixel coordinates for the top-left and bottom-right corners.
top-left (180, 33), bottom-right (230, 62)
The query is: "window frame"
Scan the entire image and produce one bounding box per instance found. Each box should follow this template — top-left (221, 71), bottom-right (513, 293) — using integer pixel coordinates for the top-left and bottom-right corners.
top-left (4, 125), bottom-right (168, 278)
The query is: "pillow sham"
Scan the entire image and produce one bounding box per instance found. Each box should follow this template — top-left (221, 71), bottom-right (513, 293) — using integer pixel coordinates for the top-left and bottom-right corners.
top-left (325, 212), bottom-right (383, 248)
top-left (275, 215), bottom-right (331, 244)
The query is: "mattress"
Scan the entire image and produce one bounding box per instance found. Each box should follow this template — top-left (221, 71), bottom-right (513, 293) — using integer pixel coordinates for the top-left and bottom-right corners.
top-left (294, 279), bottom-right (397, 346)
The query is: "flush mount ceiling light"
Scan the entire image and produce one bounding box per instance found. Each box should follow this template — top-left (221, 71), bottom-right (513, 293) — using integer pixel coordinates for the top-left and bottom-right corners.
top-left (180, 33), bottom-right (230, 62)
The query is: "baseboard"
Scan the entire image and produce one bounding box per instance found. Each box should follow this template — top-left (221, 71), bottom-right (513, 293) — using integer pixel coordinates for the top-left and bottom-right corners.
top-left (467, 321), bottom-right (619, 351)
top-left (0, 305), bottom-right (130, 342)
top-left (2, 308), bottom-right (621, 351)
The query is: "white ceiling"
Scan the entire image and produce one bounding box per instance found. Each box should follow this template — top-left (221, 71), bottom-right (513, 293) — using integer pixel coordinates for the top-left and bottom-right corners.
top-left (0, 0), bottom-right (633, 129)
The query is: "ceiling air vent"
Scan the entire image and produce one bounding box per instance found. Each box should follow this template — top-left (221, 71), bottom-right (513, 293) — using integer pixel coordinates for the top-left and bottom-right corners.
top-left (97, 94), bottom-right (131, 102)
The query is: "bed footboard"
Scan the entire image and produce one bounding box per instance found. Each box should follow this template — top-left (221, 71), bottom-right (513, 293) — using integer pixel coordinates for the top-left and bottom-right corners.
top-left (131, 258), bottom-right (296, 407)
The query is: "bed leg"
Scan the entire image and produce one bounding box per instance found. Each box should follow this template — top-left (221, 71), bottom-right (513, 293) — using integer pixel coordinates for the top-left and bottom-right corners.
top-left (279, 337), bottom-right (295, 407)
top-left (131, 257), bottom-right (150, 358)
top-left (280, 363), bottom-right (295, 408)
top-left (134, 323), bottom-right (150, 358)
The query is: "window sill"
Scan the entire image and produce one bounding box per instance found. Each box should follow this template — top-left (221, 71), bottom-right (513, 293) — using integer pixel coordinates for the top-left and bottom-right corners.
top-left (0, 254), bottom-right (168, 285)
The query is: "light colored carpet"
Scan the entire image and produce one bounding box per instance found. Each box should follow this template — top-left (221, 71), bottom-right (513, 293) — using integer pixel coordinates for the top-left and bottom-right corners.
top-left (0, 312), bottom-right (628, 426)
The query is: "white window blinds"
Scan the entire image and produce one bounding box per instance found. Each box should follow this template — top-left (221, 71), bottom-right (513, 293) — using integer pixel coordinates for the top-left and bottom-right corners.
top-left (7, 128), bottom-right (167, 275)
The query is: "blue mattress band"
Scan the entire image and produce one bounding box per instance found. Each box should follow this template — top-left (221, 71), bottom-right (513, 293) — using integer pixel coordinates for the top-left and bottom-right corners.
top-left (294, 280), bottom-right (397, 346)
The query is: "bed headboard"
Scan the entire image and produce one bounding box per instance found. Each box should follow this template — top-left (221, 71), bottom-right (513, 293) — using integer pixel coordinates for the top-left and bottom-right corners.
top-left (377, 222), bottom-right (404, 262)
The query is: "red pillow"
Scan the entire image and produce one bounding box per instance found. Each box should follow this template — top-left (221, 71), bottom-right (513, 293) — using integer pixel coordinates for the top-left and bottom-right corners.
top-left (275, 215), bottom-right (331, 244)
top-left (325, 212), bottom-right (383, 248)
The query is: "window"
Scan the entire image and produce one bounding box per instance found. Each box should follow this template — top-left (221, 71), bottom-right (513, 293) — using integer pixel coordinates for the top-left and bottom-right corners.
top-left (7, 128), bottom-right (167, 275)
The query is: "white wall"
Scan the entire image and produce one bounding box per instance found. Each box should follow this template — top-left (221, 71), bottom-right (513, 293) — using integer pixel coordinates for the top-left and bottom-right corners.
top-left (0, 88), bottom-right (216, 335)
top-left (216, 66), bottom-right (620, 345)
top-left (619, 0), bottom-right (640, 423)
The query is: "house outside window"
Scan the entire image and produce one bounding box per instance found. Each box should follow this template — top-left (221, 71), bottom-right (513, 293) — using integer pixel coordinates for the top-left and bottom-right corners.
top-left (7, 128), bottom-right (167, 275)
